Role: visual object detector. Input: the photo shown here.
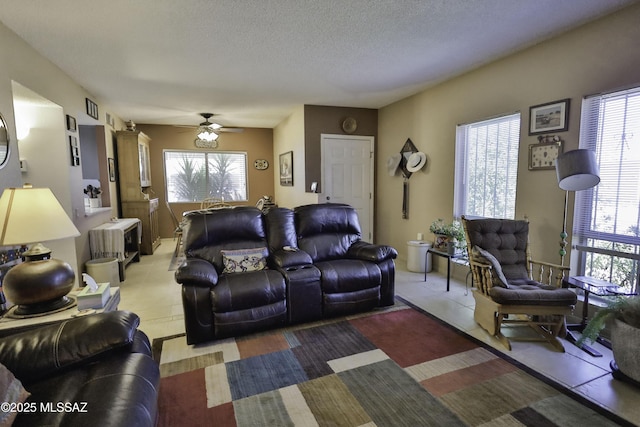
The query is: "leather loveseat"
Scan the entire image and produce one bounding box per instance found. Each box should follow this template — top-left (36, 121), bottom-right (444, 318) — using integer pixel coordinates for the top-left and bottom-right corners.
top-left (175, 203), bottom-right (397, 344)
top-left (0, 311), bottom-right (159, 427)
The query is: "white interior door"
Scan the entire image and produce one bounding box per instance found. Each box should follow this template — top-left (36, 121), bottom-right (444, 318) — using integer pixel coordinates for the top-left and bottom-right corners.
top-left (320, 134), bottom-right (374, 241)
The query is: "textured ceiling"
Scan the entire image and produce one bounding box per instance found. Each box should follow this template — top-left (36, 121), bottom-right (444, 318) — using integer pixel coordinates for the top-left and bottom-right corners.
top-left (0, 0), bottom-right (635, 128)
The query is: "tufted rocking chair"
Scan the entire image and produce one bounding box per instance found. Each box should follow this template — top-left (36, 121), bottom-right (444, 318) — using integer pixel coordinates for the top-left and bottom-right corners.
top-left (462, 216), bottom-right (577, 351)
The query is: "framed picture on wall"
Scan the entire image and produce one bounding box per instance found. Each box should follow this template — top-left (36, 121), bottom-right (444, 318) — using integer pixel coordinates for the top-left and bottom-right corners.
top-left (529, 98), bottom-right (570, 135)
top-left (69, 135), bottom-right (80, 166)
top-left (66, 114), bottom-right (76, 132)
top-left (108, 157), bottom-right (116, 181)
top-left (279, 151), bottom-right (293, 186)
top-left (86, 98), bottom-right (99, 120)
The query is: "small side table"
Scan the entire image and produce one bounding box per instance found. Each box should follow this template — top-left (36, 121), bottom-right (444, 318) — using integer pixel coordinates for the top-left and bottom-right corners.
top-left (424, 248), bottom-right (468, 292)
top-left (0, 287), bottom-right (120, 335)
top-left (563, 276), bottom-right (636, 357)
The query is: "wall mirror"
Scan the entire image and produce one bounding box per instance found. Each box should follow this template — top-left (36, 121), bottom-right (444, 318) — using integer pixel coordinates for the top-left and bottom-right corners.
top-left (0, 113), bottom-right (9, 168)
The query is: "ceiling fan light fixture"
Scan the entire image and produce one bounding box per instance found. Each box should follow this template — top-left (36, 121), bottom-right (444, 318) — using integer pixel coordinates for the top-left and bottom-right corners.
top-left (196, 126), bottom-right (219, 142)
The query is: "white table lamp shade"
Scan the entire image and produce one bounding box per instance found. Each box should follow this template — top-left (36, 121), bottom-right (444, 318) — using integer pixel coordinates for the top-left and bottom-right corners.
top-left (0, 187), bottom-right (80, 245)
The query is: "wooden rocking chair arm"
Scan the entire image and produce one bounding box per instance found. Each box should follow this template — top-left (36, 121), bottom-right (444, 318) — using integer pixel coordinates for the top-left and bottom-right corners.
top-left (529, 259), bottom-right (570, 272)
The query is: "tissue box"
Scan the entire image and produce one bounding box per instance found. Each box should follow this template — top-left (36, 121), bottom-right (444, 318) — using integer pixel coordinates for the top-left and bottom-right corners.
top-left (77, 283), bottom-right (111, 310)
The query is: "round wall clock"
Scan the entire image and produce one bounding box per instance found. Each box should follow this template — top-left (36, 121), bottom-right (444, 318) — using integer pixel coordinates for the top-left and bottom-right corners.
top-left (254, 159), bottom-right (269, 170)
top-left (342, 117), bottom-right (357, 134)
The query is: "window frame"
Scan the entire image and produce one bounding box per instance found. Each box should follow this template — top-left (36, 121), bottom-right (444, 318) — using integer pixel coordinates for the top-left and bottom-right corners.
top-left (163, 149), bottom-right (249, 203)
top-left (573, 85), bottom-right (640, 293)
top-left (454, 112), bottom-right (521, 220)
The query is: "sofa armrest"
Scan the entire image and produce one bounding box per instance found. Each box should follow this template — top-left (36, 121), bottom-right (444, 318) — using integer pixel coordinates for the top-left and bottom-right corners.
top-left (175, 258), bottom-right (218, 287)
top-left (0, 311), bottom-right (139, 384)
top-left (271, 248), bottom-right (313, 269)
top-left (347, 241), bottom-right (398, 263)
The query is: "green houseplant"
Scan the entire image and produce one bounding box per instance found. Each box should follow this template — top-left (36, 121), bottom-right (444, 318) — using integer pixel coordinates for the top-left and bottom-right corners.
top-left (429, 218), bottom-right (466, 255)
top-left (578, 295), bottom-right (640, 382)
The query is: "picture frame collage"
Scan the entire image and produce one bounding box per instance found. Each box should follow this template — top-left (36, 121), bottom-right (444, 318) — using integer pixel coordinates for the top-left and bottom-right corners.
top-left (528, 98), bottom-right (569, 170)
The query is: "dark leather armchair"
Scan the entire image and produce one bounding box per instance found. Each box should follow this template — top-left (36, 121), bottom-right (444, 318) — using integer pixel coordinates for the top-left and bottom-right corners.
top-left (462, 216), bottom-right (577, 351)
top-left (0, 311), bottom-right (159, 427)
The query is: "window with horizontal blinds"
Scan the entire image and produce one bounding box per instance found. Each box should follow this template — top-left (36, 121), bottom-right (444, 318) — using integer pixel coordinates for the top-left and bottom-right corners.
top-left (454, 113), bottom-right (520, 219)
top-left (574, 86), bottom-right (640, 292)
top-left (164, 150), bottom-right (247, 203)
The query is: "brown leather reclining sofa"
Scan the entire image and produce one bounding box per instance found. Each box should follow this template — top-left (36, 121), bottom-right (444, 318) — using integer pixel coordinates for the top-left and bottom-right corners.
top-left (175, 203), bottom-right (397, 344)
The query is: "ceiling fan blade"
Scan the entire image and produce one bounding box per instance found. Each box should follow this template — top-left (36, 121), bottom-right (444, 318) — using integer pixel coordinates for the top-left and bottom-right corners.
top-left (217, 127), bottom-right (244, 133)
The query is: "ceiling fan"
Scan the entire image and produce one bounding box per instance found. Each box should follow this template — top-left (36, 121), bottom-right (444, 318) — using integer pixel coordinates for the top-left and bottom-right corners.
top-left (176, 113), bottom-right (244, 133)
top-left (175, 113), bottom-right (244, 148)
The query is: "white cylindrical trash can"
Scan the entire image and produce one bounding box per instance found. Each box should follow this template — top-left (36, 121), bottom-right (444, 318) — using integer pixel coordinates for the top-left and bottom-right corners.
top-left (407, 241), bottom-right (432, 273)
top-left (85, 258), bottom-right (120, 286)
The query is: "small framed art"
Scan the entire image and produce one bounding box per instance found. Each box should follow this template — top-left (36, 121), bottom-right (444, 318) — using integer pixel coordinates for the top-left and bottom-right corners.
top-left (69, 135), bottom-right (80, 166)
top-left (86, 98), bottom-right (99, 120)
top-left (528, 98), bottom-right (570, 135)
top-left (529, 141), bottom-right (562, 170)
top-left (279, 151), bottom-right (293, 186)
top-left (66, 114), bottom-right (77, 132)
top-left (108, 157), bottom-right (116, 181)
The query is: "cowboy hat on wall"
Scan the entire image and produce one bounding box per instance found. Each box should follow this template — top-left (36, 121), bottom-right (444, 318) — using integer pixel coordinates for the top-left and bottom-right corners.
top-left (387, 153), bottom-right (402, 176)
top-left (406, 151), bottom-right (427, 173)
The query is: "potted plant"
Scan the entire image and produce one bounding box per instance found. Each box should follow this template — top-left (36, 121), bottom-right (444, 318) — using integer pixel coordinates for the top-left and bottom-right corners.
top-left (84, 185), bottom-right (102, 208)
top-left (578, 295), bottom-right (640, 382)
top-left (429, 218), bottom-right (466, 255)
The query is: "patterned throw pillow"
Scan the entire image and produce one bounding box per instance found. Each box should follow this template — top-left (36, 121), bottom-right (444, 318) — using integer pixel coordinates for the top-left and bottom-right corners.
top-left (0, 362), bottom-right (30, 427)
top-left (221, 247), bottom-right (268, 273)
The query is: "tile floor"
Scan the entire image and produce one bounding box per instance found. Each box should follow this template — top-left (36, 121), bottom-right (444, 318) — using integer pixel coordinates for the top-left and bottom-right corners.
top-left (118, 239), bottom-right (640, 425)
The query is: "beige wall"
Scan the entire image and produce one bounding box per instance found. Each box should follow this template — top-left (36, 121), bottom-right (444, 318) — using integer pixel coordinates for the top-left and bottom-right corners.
top-left (136, 124), bottom-right (274, 237)
top-left (273, 105), bottom-right (318, 208)
top-left (376, 4), bottom-right (640, 271)
top-left (0, 21), bottom-right (126, 281)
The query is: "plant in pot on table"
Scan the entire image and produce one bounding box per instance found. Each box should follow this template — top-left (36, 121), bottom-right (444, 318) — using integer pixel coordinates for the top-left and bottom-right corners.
top-left (84, 185), bottom-right (102, 208)
top-left (429, 218), bottom-right (466, 255)
top-left (578, 295), bottom-right (640, 383)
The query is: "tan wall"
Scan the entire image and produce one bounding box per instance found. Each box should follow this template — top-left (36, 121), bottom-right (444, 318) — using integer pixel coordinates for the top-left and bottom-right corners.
top-left (273, 105), bottom-right (318, 208)
top-left (136, 124), bottom-right (274, 238)
top-left (376, 4), bottom-right (640, 273)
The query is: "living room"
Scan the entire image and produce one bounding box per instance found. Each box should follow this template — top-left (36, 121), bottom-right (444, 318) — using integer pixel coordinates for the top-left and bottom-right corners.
top-left (0, 2), bottom-right (639, 425)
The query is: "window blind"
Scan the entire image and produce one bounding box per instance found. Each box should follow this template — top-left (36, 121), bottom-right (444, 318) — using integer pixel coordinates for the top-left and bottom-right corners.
top-left (164, 151), bottom-right (247, 203)
top-left (454, 113), bottom-right (520, 219)
top-left (575, 87), bottom-right (640, 246)
top-left (575, 86), bottom-right (640, 291)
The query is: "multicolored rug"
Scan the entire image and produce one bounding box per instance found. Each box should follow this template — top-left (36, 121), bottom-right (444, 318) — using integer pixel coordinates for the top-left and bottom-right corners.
top-left (154, 300), bottom-right (629, 426)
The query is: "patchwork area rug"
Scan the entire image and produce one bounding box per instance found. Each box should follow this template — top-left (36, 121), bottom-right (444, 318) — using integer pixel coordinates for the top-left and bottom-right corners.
top-left (154, 301), bottom-right (629, 426)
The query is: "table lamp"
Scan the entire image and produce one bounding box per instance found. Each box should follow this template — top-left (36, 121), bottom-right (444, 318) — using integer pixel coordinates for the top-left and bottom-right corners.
top-left (555, 149), bottom-right (600, 264)
top-left (0, 185), bottom-right (80, 315)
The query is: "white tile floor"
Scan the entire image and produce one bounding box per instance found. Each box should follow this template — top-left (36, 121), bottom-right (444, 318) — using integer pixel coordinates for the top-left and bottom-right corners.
top-left (119, 239), bottom-right (640, 425)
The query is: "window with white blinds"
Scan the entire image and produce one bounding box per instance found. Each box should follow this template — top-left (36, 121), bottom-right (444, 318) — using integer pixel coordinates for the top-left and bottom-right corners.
top-left (454, 113), bottom-right (520, 219)
top-left (164, 150), bottom-right (247, 203)
top-left (574, 86), bottom-right (640, 292)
